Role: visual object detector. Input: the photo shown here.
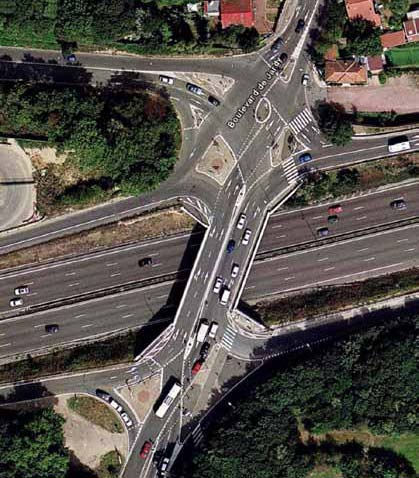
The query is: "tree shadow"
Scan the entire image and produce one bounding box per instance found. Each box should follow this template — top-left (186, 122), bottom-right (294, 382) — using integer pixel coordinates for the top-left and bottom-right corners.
top-left (107, 70), bottom-right (171, 100)
top-left (67, 450), bottom-right (97, 478)
top-left (0, 381), bottom-right (57, 406)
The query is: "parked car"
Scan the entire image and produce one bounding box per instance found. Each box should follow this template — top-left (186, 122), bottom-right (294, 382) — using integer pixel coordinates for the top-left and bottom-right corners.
top-left (191, 359), bottom-right (203, 376)
top-left (302, 73), bottom-right (309, 86)
top-left (317, 227), bottom-right (329, 237)
top-left (200, 342), bottom-right (210, 360)
top-left (159, 75), bottom-right (174, 85)
top-left (391, 199), bottom-right (407, 210)
top-left (186, 83), bottom-right (203, 95)
top-left (140, 441), bottom-right (152, 459)
top-left (231, 263), bottom-right (240, 278)
top-left (328, 215), bottom-right (339, 224)
top-left (139, 257), bottom-right (153, 267)
top-left (9, 298), bottom-right (23, 307)
top-left (227, 239), bottom-right (236, 253)
top-left (208, 95), bottom-right (220, 106)
top-left (298, 153), bottom-right (312, 164)
top-left (213, 277), bottom-right (223, 294)
top-left (209, 321), bottom-right (219, 339)
top-left (45, 324), bottom-right (59, 334)
top-left (110, 399), bottom-right (123, 413)
top-left (279, 52), bottom-right (288, 63)
top-left (96, 389), bottom-right (112, 402)
top-left (121, 412), bottom-right (133, 427)
top-left (328, 204), bottom-right (343, 215)
top-left (242, 229), bottom-right (252, 246)
top-left (65, 54), bottom-right (77, 63)
top-left (159, 456), bottom-right (170, 476)
top-left (236, 213), bottom-right (246, 230)
top-left (270, 37), bottom-right (284, 52)
top-left (295, 18), bottom-right (305, 33)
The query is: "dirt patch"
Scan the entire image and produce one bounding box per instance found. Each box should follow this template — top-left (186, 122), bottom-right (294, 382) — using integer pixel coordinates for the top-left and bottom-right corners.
top-left (196, 135), bottom-right (236, 185)
top-left (0, 207), bottom-right (195, 271)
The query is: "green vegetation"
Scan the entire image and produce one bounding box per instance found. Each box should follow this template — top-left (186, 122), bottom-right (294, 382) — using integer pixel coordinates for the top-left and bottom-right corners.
top-left (0, 407), bottom-right (69, 478)
top-left (343, 19), bottom-right (382, 57)
top-left (96, 451), bottom-right (122, 478)
top-left (0, 0), bottom-right (259, 54)
top-left (383, 0), bottom-right (410, 29)
top-left (381, 433), bottom-right (419, 473)
top-left (317, 102), bottom-right (353, 147)
top-left (386, 45), bottom-right (419, 67)
top-left (181, 314), bottom-right (418, 478)
top-left (288, 153), bottom-right (419, 207)
top-left (0, 82), bottom-right (180, 213)
top-left (67, 396), bottom-right (123, 433)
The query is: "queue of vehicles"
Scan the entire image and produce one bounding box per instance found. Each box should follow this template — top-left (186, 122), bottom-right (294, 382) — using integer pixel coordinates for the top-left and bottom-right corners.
top-left (95, 389), bottom-right (133, 428)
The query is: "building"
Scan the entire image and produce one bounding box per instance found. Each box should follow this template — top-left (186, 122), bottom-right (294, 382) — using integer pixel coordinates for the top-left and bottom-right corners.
top-left (220, 0), bottom-right (254, 28)
top-left (404, 18), bottom-right (419, 42)
top-left (345, 0), bottom-right (381, 27)
top-left (380, 30), bottom-right (406, 49)
top-left (204, 0), bottom-right (220, 17)
top-left (366, 55), bottom-right (384, 74)
top-left (325, 59), bottom-right (368, 85)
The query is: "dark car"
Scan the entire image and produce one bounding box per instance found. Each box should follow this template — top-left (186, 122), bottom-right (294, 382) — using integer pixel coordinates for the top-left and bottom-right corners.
top-left (96, 389), bottom-right (112, 402)
top-left (298, 153), bottom-right (312, 164)
top-left (279, 52), bottom-right (288, 63)
top-left (226, 239), bottom-right (236, 254)
top-left (328, 215), bottom-right (339, 224)
top-left (391, 199), bottom-right (407, 210)
top-left (295, 18), bottom-right (305, 33)
top-left (200, 342), bottom-right (210, 360)
top-left (317, 227), bottom-right (329, 237)
top-left (270, 37), bottom-right (284, 52)
top-left (45, 324), bottom-right (59, 334)
top-left (64, 54), bottom-right (77, 64)
top-left (139, 257), bottom-right (153, 267)
top-left (208, 95), bottom-right (220, 106)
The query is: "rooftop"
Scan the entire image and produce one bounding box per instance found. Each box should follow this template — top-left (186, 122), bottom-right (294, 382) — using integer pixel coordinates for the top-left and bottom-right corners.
top-left (325, 59), bottom-right (368, 84)
top-left (220, 0), bottom-right (254, 28)
top-left (345, 0), bottom-right (381, 27)
top-left (380, 30), bottom-right (406, 49)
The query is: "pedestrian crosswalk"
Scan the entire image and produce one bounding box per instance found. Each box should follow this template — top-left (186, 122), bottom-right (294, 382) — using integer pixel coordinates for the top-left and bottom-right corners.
top-left (282, 157), bottom-right (299, 185)
top-left (221, 325), bottom-right (237, 352)
top-left (288, 107), bottom-right (313, 136)
top-left (192, 424), bottom-right (204, 446)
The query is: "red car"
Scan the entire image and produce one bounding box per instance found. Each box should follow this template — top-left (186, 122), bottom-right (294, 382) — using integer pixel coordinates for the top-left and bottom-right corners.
top-left (328, 204), bottom-right (343, 215)
top-left (140, 441), bottom-right (152, 459)
top-left (192, 359), bottom-right (203, 376)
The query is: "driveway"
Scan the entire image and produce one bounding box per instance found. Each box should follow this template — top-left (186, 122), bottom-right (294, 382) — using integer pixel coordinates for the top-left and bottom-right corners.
top-left (0, 141), bottom-right (34, 232)
top-left (327, 76), bottom-right (419, 114)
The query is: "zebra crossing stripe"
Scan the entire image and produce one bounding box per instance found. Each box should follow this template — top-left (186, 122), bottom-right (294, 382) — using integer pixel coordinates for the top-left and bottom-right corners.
top-left (289, 123), bottom-right (299, 134)
top-left (301, 110), bottom-right (312, 122)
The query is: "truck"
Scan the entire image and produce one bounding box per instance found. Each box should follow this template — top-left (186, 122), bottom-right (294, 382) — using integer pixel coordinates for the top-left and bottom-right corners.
top-left (388, 136), bottom-right (411, 153)
top-left (196, 319), bottom-right (210, 343)
top-left (220, 287), bottom-right (231, 305)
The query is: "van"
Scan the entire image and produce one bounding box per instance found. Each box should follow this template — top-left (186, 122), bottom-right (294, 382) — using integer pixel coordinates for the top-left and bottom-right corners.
top-left (220, 287), bottom-right (230, 305)
top-left (196, 319), bottom-right (210, 343)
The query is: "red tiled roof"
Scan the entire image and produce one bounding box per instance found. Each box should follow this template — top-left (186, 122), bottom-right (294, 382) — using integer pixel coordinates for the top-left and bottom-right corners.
top-left (345, 0), bottom-right (381, 27)
top-left (367, 55), bottom-right (383, 71)
top-left (325, 59), bottom-right (368, 84)
top-left (380, 30), bottom-right (406, 49)
top-left (220, 0), bottom-right (254, 28)
top-left (404, 18), bottom-right (419, 41)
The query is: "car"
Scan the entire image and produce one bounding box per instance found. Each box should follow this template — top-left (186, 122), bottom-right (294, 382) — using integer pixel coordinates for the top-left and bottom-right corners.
top-left (186, 83), bottom-right (204, 95)
top-left (295, 18), bottom-right (305, 33)
top-left (298, 153), bottom-right (312, 164)
top-left (391, 199), bottom-right (407, 210)
top-left (45, 324), bottom-right (59, 334)
top-left (159, 75), bottom-right (174, 85)
top-left (14, 286), bottom-right (30, 296)
top-left (191, 359), bottom-right (203, 376)
top-left (270, 37), bottom-right (284, 52)
top-left (328, 205), bottom-right (343, 215)
top-left (279, 52), bottom-right (288, 63)
top-left (302, 73), bottom-right (309, 86)
top-left (213, 276), bottom-right (223, 294)
top-left (65, 54), bottom-right (77, 63)
top-left (9, 297), bottom-right (23, 307)
top-left (328, 215), bottom-right (339, 224)
top-left (96, 389), bottom-right (112, 402)
top-left (159, 456), bottom-right (170, 475)
top-left (200, 341), bottom-right (210, 360)
top-left (138, 257), bottom-right (153, 267)
top-left (140, 441), bottom-right (152, 459)
top-left (121, 412), bottom-right (133, 427)
top-left (242, 228), bottom-right (252, 246)
top-left (236, 213), bottom-right (246, 230)
top-left (226, 239), bottom-right (236, 253)
top-left (231, 263), bottom-right (240, 278)
top-left (208, 95), bottom-right (220, 106)
top-left (209, 321), bottom-right (219, 339)
top-left (110, 399), bottom-right (123, 413)
top-left (317, 227), bottom-right (329, 237)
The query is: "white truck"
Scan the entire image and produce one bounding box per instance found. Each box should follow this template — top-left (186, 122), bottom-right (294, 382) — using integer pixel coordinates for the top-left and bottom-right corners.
top-left (196, 319), bottom-right (210, 343)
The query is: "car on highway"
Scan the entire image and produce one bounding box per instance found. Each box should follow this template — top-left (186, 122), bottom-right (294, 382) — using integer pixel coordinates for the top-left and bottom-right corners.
top-left (317, 227), bottom-right (329, 237)
top-left (200, 342), bottom-right (210, 360)
top-left (298, 153), bottom-right (312, 164)
top-left (96, 389), bottom-right (112, 402)
top-left (191, 359), bottom-right (203, 376)
top-left (208, 95), bottom-right (220, 106)
top-left (186, 83), bottom-right (204, 95)
top-left (295, 18), bottom-right (305, 33)
top-left (270, 37), bottom-right (284, 52)
top-left (328, 204), bottom-right (343, 215)
top-left (45, 324), bottom-right (59, 334)
top-left (138, 257), bottom-right (153, 267)
top-left (242, 229), bottom-right (252, 245)
top-left (159, 75), bottom-right (174, 85)
top-left (213, 276), bottom-right (223, 294)
top-left (140, 441), bottom-right (152, 459)
top-left (227, 239), bottom-right (236, 253)
top-left (328, 215), bottom-right (339, 224)
top-left (302, 73), bottom-right (309, 86)
top-left (236, 213), bottom-right (246, 230)
top-left (121, 412), bottom-right (133, 427)
top-left (9, 297), bottom-right (23, 307)
top-left (14, 286), bottom-right (30, 295)
top-left (158, 456), bottom-right (170, 476)
top-left (231, 263), bottom-right (240, 278)
top-left (279, 52), bottom-right (288, 63)
top-left (110, 399), bottom-right (123, 413)
top-left (391, 199), bottom-right (407, 210)
top-left (209, 321), bottom-right (219, 339)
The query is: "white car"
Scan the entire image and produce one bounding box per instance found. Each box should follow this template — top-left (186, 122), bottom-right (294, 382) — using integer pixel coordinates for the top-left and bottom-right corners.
top-left (213, 276), bottom-right (223, 294)
top-left (9, 298), bottom-right (23, 307)
top-left (14, 286), bottom-right (30, 296)
top-left (242, 228), bottom-right (252, 245)
top-left (110, 400), bottom-right (123, 413)
top-left (231, 263), bottom-right (240, 278)
top-left (159, 457), bottom-right (170, 475)
top-left (302, 73), bottom-right (309, 86)
top-left (121, 412), bottom-right (133, 427)
top-left (159, 75), bottom-right (174, 85)
top-left (236, 213), bottom-right (246, 230)
top-left (209, 322), bottom-right (219, 339)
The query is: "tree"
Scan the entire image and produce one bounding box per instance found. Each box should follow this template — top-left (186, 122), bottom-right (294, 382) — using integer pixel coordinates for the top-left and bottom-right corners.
top-left (344, 19), bottom-right (382, 57)
top-left (317, 102), bottom-right (353, 146)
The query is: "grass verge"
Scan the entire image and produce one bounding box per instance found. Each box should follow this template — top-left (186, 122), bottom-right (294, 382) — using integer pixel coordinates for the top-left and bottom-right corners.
top-left (0, 207), bottom-right (195, 271)
top-left (254, 267), bottom-right (419, 325)
top-left (67, 396), bottom-right (123, 434)
top-left (96, 451), bottom-right (122, 478)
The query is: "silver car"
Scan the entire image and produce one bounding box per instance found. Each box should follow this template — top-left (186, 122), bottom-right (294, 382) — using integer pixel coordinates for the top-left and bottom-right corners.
top-left (121, 412), bottom-right (133, 427)
top-left (9, 297), bottom-right (23, 307)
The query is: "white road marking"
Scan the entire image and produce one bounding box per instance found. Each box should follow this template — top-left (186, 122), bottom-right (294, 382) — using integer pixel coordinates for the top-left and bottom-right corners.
top-left (364, 257), bottom-right (376, 262)
top-left (284, 276), bottom-right (295, 281)
top-left (106, 262), bottom-right (118, 267)
top-left (404, 248), bottom-right (416, 252)
top-left (272, 224), bottom-right (282, 229)
top-left (312, 215), bottom-right (323, 220)
top-left (397, 238), bottom-right (409, 243)
top-left (356, 216), bottom-right (368, 220)
top-left (353, 206), bottom-right (364, 210)
top-left (116, 304), bottom-right (127, 309)
top-left (324, 267), bottom-right (335, 271)
top-left (110, 272), bottom-right (121, 277)
top-left (317, 257), bottom-right (328, 262)
top-left (277, 267), bottom-right (289, 271)
top-left (75, 314), bottom-right (86, 319)
top-left (65, 272), bottom-right (76, 276)
top-left (68, 282), bottom-right (80, 287)
top-left (357, 247), bottom-right (369, 252)
top-left (122, 314), bottom-right (134, 319)
top-left (81, 324), bottom-right (93, 328)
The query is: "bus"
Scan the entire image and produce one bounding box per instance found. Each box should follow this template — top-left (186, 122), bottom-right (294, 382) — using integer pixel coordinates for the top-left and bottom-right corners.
top-left (155, 381), bottom-right (182, 418)
top-left (196, 319), bottom-right (209, 343)
top-left (388, 136), bottom-right (411, 153)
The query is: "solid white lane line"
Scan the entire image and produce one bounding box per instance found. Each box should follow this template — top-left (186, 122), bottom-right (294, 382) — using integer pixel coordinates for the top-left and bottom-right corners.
top-left (110, 272), bottom-right (121, 277)
top-left (356, 216), bottom-right (368, 220)
top-left (357, 247), bottom-right (369, 252)
top-left (68, 282), bottom-right (80, 287)
top-left (277, 267), bottom-right (289, 271)
top-left (353, 206), bottom-right (364, 210)
top-left (81, 324), bottom-right (93, 328)
top-left (122, 314), bottom-right (134, 319)
top-left (364, 257), bottom-right (376, 262)
top-left (317, 257), bottom-right (328, 262)
top-left (106, 262), bottom-right (118, 267)
top-left (324, 267), bottom-right (335, 271)
top-left (75, 314), bottom-right (86, 319)
top-left (65, 272), bottom-right (76, 276)
top-left (397, 238), bottom-right (409, 243)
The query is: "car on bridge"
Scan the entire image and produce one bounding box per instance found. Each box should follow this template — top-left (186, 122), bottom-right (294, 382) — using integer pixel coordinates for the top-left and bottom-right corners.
top-left (45, 324), bottom-right (59, 334)
top-left (242, 229), bottom-right (252, 245)
top-left (317, 227), bottom-right (329, 237)
top-left (159, 75), bottom-right (174, 85)
top-left (327, 215), bottom-right (339, 224)
top-left (139, 257), bottom-right (153, 267)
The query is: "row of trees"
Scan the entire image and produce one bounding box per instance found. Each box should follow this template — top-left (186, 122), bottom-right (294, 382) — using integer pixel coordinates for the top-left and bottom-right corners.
top-left (180, 313), bottom-right (418, 478)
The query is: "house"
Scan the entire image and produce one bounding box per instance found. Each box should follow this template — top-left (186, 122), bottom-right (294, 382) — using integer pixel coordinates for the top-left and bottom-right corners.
top-left (366, 55), bottom-right (384, 74)
top-left (204, 0), bottom-right (220, 17)
top-left (404, 18), bottom-right (419, 42)
top-left (380, 30), bottom-right (406, 49)
top-left (325, 59), bottom-right (368, 85)
top-left (220, 0), bottom-right (254, 29)
top-left (345, 0), bottom-right (381, 27)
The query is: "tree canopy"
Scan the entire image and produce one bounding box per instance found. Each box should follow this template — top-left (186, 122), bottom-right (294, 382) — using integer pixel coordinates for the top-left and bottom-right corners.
top-left (317, 102), bottom-right (354, 146)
